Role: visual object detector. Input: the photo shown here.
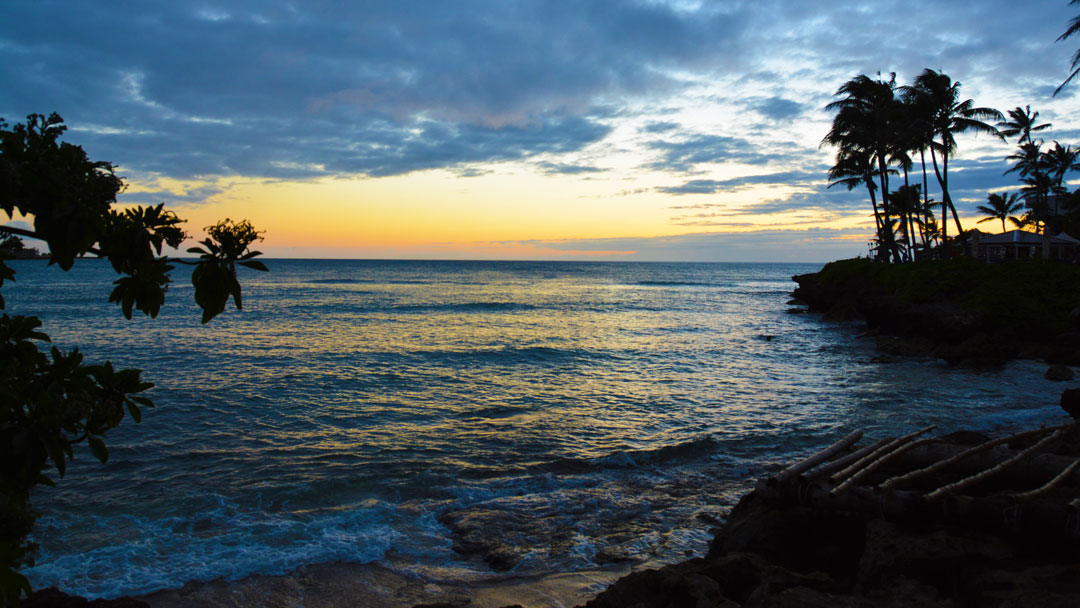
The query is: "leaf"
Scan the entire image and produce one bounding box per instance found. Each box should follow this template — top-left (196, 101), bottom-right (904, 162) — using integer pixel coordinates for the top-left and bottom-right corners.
top-left (238, 260), bottom-right (268, 272)
top-left (87, 435), bottom-right (109, 464)
top-left (126, 401), bottom-right (142, 423)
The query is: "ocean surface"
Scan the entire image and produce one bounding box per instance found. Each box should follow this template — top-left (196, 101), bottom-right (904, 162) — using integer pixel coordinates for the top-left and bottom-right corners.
top-left (4, 259), bottom-right (1069, 599)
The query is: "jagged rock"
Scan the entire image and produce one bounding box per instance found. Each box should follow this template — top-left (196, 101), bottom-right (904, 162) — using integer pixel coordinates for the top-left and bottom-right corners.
top-left (933, 334), bottom-right (1018, 367)
top-left (1046, 364), bottom-right (1075, 381)
top-left (1061, 388), bottom-right (1080, 418)
top-left (708, 492), bottom-right (864, 584)
top-left (19, 588), bottom-right (149, 607)
top-left (856, 521), bottom-right (1012, 596)
top-left (1069, 305), bottom-right (1080, 329)
top-left (578, 558), bottom-right (732, 608)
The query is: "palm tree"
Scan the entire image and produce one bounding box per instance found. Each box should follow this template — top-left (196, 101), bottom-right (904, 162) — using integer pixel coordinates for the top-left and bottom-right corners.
top-left (827, 148), bottom-right (884, 235)
top-left (1056, 0), bottom-right (1080, 95)
top-left (903, 69), bottom-right (1004, 251)
top-left (823, 73), bottom-right (903, 262)
top-left (996, 106), bottom-right (1051, 144)
top-left (1044, 141), bottom-right (1080, 191)
top-left (976, 192), bottom-right (1024, 232)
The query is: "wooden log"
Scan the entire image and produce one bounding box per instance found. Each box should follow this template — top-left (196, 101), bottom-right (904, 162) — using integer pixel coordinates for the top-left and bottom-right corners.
top-left (758, 478), bottom-right (1080, 542)
top-left (879, 424), bottom-right (1070, 491)
top-left (768, 429), bottom-right (864, 485)
top-left (1008, 458), bottom-right (1080, 503)
top-left (923, 429), bottom-right (1065, 503)
top-left (830, 425), bottom-right (937, 486)
top-left (831, 437), bottom-right (935, 496)
top-left (807, 437), bottom-right (892, 480)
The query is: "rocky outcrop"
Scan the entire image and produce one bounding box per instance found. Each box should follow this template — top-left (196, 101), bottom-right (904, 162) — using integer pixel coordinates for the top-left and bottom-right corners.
top-left (581, 485), bottom-right (1080, 607)
top-left (792, 260), bottom-right (1080, 366)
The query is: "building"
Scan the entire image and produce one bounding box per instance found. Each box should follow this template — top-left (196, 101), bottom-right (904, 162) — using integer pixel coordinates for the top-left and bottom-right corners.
top-left (973, 230), bottom-right (1079, 262)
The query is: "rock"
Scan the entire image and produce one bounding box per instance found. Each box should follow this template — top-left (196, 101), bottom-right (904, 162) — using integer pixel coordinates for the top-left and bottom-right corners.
top-left (708, 492), bottom-right (865, 584)
top-left (856, 520), bottom-right (1012, 596)
top-left (579, 558), bottom-right (732, 608)
top-left (822, 302), bottom-right (858, 323)
top-left (1069, 305), bottom-right (1080, 329)
top-left (20, 588), bottom-right (149, 607)
top-left (1061, 388), bottom-right (1080, 418)
top-left (1046, 364), bottom-right (1075, 381)
top-left (933, 334), bottom-right (1018, 367)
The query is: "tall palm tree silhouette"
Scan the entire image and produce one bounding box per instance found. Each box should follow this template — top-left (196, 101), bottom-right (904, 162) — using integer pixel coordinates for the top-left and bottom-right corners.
top-left (996, 106), bottom-right (1051, 145)
top-left (902, 69), bottom-right (1003, 250)
top-left (976, 192), bottom-right (1025, 232)
top-left (1056, 0), bottom-right (1080, 95)
top-left (823, 73), bottom-right (902, 262)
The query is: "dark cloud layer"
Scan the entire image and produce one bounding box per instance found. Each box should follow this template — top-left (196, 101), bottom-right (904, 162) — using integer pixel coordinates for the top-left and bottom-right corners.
top-left (1, 0), bottom-right (1075, 207)
top-left (0, 1), bottom-right (746, 180)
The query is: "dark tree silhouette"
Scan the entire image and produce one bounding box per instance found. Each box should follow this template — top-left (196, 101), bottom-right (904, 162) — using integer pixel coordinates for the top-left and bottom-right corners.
top-left (0, 113), bottom-right (268, 603)
top-left (1056, 0), bottom-right (1080, 95)
top-left (976, 192), bottom-right (1025, 232)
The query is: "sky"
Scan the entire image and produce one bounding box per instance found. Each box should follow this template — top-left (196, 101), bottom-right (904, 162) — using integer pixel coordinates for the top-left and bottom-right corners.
top-left (2, 0), bottom-right (1079, 262)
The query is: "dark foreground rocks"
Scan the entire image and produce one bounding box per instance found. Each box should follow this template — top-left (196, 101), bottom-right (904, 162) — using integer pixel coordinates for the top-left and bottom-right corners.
top-left (19, 588), bottom-right (148, 608)
top-left (580, 487), bottom-right (1080, 607)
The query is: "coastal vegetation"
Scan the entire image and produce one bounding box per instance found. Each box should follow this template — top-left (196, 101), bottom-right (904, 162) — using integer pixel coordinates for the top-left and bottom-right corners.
top-left (0, 113), bottom-right (267, 604)
top-left (792, 257), bottom-right (1080, 365)
top-left (825, 58), bottom-right (1080, 262)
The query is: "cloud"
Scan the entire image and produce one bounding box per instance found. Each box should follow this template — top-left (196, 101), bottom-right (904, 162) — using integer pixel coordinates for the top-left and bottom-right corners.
top-left (750, 97), bottom-right (806, 122)
top-left (0, 1), bottom-right (749, 181)
top-left (535, 161), bottom-right (606, 175)
top-left (659, 169), bottom-right (827, 195)
top-left (646, 134), bottom-right (796, 172)
top-left (640, 121), bottom-right (681, 133)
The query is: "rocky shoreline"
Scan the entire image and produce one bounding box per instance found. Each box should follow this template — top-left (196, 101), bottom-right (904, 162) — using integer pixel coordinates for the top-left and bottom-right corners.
top-left (790, 258), bottom-right (1080, 367)
top-left (580, 425), bottom-right (1080, 607)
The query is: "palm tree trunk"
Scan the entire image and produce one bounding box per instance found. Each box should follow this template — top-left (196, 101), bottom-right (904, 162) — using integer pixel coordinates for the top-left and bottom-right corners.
top-left (876, 157), bottom-right (901, 263)
top-left (920, 149), bottom-right (931, 250)
top-left (930, 148), bottom-right (948, 255)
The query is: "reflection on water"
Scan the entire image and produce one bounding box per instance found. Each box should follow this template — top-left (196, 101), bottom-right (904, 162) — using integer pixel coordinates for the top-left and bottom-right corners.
top-left (4, 259), bottom-right (1069, 598)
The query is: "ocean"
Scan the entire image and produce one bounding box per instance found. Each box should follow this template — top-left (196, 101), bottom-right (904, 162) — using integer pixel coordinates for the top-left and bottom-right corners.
top-left (4, 259), bottom-right (1068, 599)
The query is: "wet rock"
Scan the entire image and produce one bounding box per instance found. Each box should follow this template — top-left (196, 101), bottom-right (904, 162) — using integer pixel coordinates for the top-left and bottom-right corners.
top-left (1060, 388), bottom-right (1080, 418)
top-left (857, 521), bottom-right (1012, 595)
top-left (933, 334), bottom-right (1018, 367)
top-left (1069, 305), bottom-right (1080, 329)
top-left (822, 302), bottom-right (858, 323)
top-left (1046, 364), bottom-right (1075, 381)
top-left (438, 509), bottom-right (531, 571)
top-left (876, 336), bottom-right (934, 358)
top-left (708, 492), bottom-right (865, 583)
top-left (578, 559), bottom-right (732, 608)
top-left (20, 588), bottom-right (148, 607)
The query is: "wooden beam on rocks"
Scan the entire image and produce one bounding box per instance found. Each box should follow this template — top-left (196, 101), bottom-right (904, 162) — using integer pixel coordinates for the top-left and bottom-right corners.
top-left (830, 425), bottom-right (937, 486)
top-left (808, 437), bottom-right (892, 481)
top-left (768, 429), bottom-right (864, 486)
top-left (879, 424), bottom-right (1070, 491)
top-left (923, 429), bottom-right (1066, 503)
top-left (831, 438), bottom-right (936, 497)
top-left (1008, 458), bottom-right (1080, 503)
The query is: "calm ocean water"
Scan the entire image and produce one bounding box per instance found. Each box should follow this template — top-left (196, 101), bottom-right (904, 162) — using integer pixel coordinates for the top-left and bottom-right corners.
top-left (5, 259), bottom-right (1069, 598)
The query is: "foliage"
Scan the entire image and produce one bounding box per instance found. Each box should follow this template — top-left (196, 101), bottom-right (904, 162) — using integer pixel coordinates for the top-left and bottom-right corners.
top-left (0, 113), bottom-right (267, 605)
top-left (976, 192), bottom-right (1025, 232)
top-left (1056, 0), bottom-right (1080, 95)
top-left (814, 257), bottom-right (1080, 338)
top-left (823, 70), bottom-right (1002, 263)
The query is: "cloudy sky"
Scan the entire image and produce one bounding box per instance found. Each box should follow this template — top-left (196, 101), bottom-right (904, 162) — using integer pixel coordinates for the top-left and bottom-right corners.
top-left (2, 1), bottom-right (1078, 261)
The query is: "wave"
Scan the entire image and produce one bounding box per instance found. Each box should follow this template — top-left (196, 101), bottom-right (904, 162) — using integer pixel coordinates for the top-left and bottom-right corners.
top-left (305, 278), bottom-right (432, 285)
top-left (634, 280), bottom-right (716, 287)
top-left (391, 302), bottom-right (538, 314)
top-left (533, 436), bottom-right (722, 474)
